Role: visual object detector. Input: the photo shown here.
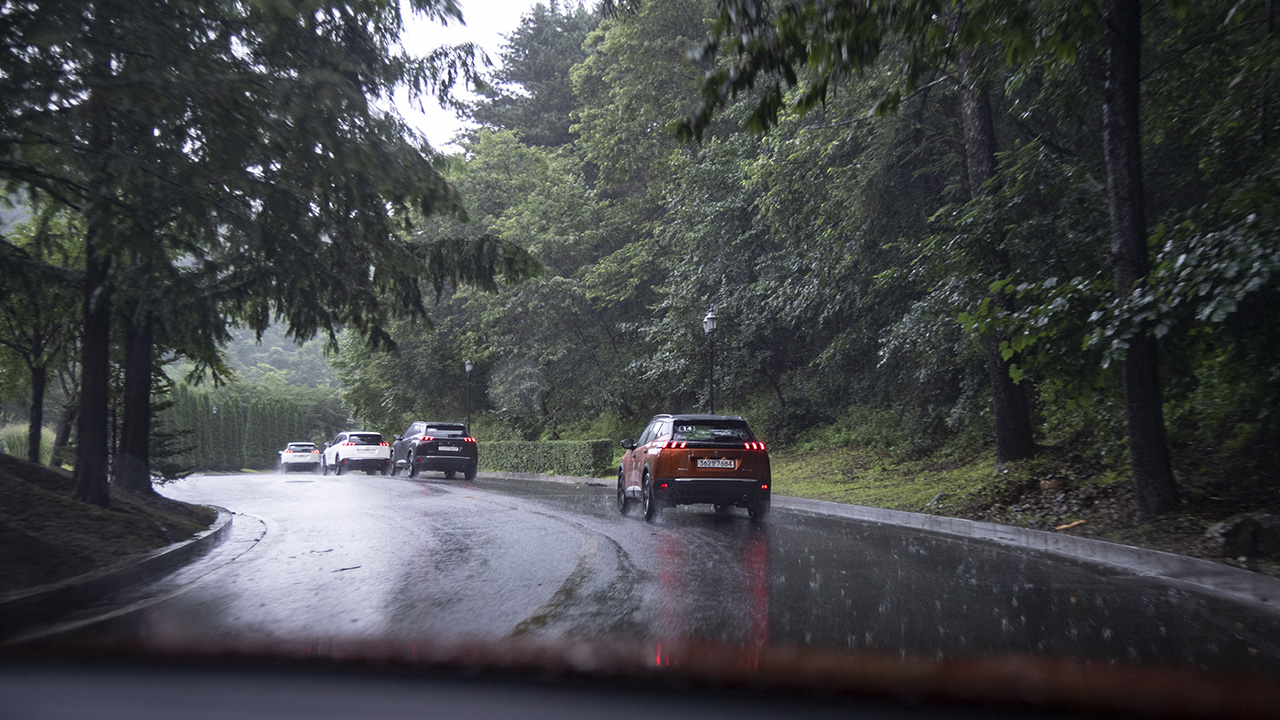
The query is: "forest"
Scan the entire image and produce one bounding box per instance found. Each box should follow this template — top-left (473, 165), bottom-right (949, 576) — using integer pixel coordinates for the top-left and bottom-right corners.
top-left (334, 0), bottom-right (1280, 520)
top-left (0, 1), bottom-right (1277, 520)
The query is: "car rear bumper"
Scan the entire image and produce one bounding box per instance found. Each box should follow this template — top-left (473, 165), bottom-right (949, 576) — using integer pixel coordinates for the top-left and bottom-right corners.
top-left (415, 454), bottom-right (477, 473)
top-left (281, 459), bottom-right (319, 469)
top-left (339, 457), bottom-right (390, 471)
top-left (656, 477), bottom-right (770, 506)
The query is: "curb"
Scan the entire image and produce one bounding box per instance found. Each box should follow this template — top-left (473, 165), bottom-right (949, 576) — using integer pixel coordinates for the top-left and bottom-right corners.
top-left (1, 507), bottom-right (234, 641)
top-left (482, 472), bottom-right (1280, 614)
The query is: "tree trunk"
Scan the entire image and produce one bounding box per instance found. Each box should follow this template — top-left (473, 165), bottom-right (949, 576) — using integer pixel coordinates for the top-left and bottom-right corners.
top-left (114, 307), bottom-right (154, 493)
top-left (27, 362), bottom-right (46, 463)
top-left (50, 400), bottom-right (77, 469)
top-left (72, 236), bottom-right (112, 506)
top-left (1102, 0), bottom-right (1178, 519)
top-left (958, 50), bottom-right (1037, 464)
top-left (73, 44), bottom-right (114, 507)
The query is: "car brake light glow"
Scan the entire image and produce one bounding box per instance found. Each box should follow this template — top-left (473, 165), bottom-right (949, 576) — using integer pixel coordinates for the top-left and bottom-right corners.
top-left (660, 482), bottom-right (669, 489)
top-left (744, 441), bottom-right (766, 451)
top-left (661, 440), bottom-right (687, 449)
top-left (419, 435), bottom-right (434, 442)
top-left (310, 450), bottom-right (319, 454)
top-left (465, 437), bottom-right (476, 443)
top-left (761, 484), bottom-right (769, 490)
top-left (379, 442), bottom-right (388, 447)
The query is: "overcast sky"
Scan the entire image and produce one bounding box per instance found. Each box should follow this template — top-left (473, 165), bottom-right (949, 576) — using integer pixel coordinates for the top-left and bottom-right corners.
top-left (394, 0), bottom-right (547, 151)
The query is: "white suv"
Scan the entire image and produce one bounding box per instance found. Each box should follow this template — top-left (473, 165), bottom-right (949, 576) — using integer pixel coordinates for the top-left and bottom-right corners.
top-left (279, 442), bottom-right (321, 473)
top-left (322, 431), bottom-right (391, 476)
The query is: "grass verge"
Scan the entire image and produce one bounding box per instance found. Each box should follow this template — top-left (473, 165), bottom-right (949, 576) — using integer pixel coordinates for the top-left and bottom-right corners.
top-left (772, 441), bottom-right (1280, 577)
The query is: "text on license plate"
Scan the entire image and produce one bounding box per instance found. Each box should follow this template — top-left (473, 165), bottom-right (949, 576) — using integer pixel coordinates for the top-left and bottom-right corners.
top-left (696, 458), bottom-right (735, 469)
top-left (439, 446), bottom-right (460, 452)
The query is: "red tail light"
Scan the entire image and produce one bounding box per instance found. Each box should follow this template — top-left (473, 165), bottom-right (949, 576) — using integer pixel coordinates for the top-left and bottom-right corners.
top-left (379, 442), bottom-right (388, 447)
top-left (310, 450), bottom-right (319, 454)
top-left (661, 441), bottom-right (687, 449)
top-left (342, 441), bottom-right (354, 446)
top-left (745, 441), bottom-right (766, 451)
top-left (419, 435), bottom-right (434, 442)
top-left (465, 437), bottom-right (476, 443)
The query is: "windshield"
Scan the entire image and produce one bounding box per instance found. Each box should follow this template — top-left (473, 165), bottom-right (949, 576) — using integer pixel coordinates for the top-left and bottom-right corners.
top-left (3, 1), bottom-right (1278, 717)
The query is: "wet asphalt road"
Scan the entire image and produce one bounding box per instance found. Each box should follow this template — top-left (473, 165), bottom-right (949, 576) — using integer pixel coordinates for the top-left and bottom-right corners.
top-left (47, 471), bottom-right (1280, 673)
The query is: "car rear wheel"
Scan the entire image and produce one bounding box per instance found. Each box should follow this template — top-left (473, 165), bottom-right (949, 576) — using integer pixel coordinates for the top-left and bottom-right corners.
top-left (389, 459), bottom-right (400, 477)
top-left (407, 452), bottom-right (419, 478)
top-left (642, 472), bottom-right (660, 522)
top-left (321, 459), bottom-right (329, 476)
top-left (464, 466), bottom-right (476, 481)
top-left (335, 458), bottom-right (344, 476)
top-left (617, 470), bottom-right (631, 515)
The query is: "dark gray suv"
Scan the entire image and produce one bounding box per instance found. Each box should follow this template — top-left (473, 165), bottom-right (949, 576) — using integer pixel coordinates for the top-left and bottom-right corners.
top-left (390, 421), bottom-right (478, 480)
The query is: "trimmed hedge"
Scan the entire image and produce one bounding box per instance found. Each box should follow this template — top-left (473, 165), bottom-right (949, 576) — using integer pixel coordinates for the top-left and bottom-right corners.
top-left (479, 440), bottom-right (614, 478)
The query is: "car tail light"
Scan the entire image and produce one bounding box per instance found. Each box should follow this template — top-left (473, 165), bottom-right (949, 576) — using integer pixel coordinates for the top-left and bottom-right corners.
top-left (419, 435), bottom-right (434, 442)
top-left (761, 484), bottom-right (769, 490)
top-left (310, 450), bottom-right (319, 454)
top-left (745, 441), bottom-right (766, 451)
top-left (342, 441), bottom-right (354, 446)
top-left (379, 442), bottom-right (388, 447)
top-left (661, 440), bottom-right (687, 449)
top-left (464, 437), bottom-right (476, 443)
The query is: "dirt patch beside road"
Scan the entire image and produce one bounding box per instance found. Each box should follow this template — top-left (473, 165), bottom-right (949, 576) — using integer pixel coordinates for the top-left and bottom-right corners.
top-left (0, 454), bottom-right (216, 593)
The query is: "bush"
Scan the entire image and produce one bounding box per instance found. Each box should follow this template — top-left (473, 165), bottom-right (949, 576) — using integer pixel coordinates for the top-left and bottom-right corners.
top-left (480, 440), bottom-right (614, 478)
top-left (0, 424), bottom-right (56, 464)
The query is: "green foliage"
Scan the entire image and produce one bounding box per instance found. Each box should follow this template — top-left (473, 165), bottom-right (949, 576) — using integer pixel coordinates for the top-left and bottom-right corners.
top-left (159, 380), bottom-right (343, 472)
top-left (0, 424), bottom-right (55, 465)
top-left (470, 2), bottom-right (599, 148)
top-left (230, 0), bottom-right (1280, 501)
top-left (479, 439), bottom-right (615, 478)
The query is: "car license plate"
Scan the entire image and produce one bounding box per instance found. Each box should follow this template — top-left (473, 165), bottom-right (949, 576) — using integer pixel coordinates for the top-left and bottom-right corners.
top-left (439, 445), bottom-right (460, 452)
top-left (696, 458), bottom-right (735, 469)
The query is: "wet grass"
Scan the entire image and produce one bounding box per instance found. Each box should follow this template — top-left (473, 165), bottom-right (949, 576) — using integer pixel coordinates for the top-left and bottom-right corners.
top-left (770, 445), bottom-right (997, 511)
top-left (770, 439), bottom-right (1280, 579)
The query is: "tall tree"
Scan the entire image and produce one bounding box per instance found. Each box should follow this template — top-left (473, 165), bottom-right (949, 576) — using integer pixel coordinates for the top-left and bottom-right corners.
top-left (1101, 0), bottom-right (1176, 517)
top-left (0, 206), bottom-right (81, 463)
top-left (679, 0), bottom-right (1040, 462)
top-left (2, 1), bottom-right (528, 504)
top-left (469, 1), bottom-right (599, 147)
top-left (956, 48), bottom-right (1036, 462)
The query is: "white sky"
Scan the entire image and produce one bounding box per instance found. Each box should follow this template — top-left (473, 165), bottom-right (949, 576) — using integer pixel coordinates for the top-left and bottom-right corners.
top-left (394, 0), bottom-right (546, 151)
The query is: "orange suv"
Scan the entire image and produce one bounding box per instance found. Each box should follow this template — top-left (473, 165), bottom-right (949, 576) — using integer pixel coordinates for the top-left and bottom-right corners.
top-left (618, 414), bottom-right (771, 522)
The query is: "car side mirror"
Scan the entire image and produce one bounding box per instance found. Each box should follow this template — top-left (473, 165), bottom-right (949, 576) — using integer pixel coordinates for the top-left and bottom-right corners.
top-left (621, 439), bottom-right (635, 451)
top-left (394, 435), bottom-right (401, 442)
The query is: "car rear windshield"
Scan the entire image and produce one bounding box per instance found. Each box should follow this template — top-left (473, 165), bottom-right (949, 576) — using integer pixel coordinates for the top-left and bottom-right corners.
top-left (671, 421), bottom-right (752, 443)
top-left (348, 434), bottom-right (384, 445)
top-left (286, 444), bottom-right (315, 451)
top-left (425, 425), bottom-right (466, 437)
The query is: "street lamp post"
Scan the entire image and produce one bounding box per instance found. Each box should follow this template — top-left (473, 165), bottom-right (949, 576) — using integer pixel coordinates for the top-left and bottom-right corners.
top-left (464, 359), bottom-right (473, 435)
top-left (702, 309), bottom-right (717, 415)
